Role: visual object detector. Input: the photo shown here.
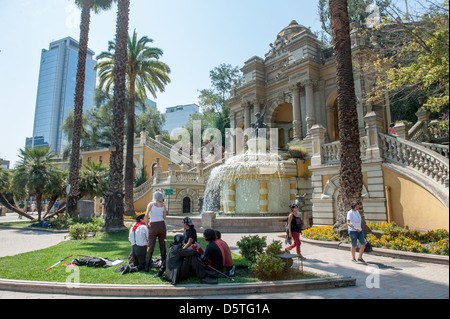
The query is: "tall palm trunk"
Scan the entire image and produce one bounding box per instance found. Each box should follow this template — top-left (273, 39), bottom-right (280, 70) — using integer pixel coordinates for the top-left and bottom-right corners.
top-left (103, 0), bottom-right (130, 232)
top-left (35, 190), bottom-right (43, 221)
top-left (329, 0), bottom-right (368, 237)
top-left (124, 75), bottom-right (136, 216)
top-left (67, 0), bottom-right (94, 217)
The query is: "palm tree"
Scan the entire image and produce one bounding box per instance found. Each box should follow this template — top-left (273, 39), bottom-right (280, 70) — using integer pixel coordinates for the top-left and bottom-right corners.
top-left (67, 0), bottom-right (115, 217)
top-left (103, 0), bottom-right (130, 232)
top-left (95, 30), bottom-right (171, 216)
top-left (328, 0), bottom-right (369, 237)
top-left (10, 148), bottom-right (65, 221)
top-left (79, 161), bottom-right (109, 199)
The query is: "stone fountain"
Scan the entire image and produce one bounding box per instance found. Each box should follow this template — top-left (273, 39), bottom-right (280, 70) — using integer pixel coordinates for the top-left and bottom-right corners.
top-left (196, 113), bottom-right (299, 232)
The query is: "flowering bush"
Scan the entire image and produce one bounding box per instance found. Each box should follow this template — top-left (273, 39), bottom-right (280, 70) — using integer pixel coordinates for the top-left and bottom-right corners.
top-left (302, 226), bottom-right (339, 241)
top-left (366, 222), bottom-right (449, 255)
top-left (304, 223), bottom-right (448, 255)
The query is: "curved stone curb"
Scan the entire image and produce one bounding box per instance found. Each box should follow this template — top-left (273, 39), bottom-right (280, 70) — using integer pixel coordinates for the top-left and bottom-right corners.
top-left (301, 237), bottom-right (449, 265)
top-left (0, 267), bottom-right (355, 297)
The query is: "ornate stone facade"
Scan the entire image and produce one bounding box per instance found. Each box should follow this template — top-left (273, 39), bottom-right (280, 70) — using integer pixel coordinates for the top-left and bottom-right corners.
top-left (226, 20), bottom-right (391, 149)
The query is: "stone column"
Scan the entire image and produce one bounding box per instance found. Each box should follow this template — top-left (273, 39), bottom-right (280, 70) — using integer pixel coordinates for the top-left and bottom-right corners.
top-left (289, 177), bottom-right (297, 205)
top-left (259, 179), bottom-right (268, 214)
top-left (304, 80), bottom-right (316, 137)
top-left (228, 111), bottom-right (237, 157)
top-left (168, 162), bottom-right (177, 183)
top-left (291, 84), bottom-right (302, 140)
top-left (244, 103), bottom-right (251, 131)
top-left (364, 111), bottom-right (383, 161)
top-left (153, 158), bottom-right (161, 183)
top-left (416, 109), bottom-right (430, 142)
top-left (310, 124), bottom-right (326, 167)
top-left (227, 183), bottom-right (236, 214)
top-left (394, 122), bottom-right (408, 139)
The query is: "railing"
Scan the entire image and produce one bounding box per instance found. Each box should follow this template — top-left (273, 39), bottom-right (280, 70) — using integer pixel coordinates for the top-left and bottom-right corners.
top-left (420, 142), bottom-right (449, 159)
top-left (321, 136), bottom-right (368, 164)
top-left (133, 177), bottom-right (153, 201)
top-left (379, 133), bottom-right (449, 187)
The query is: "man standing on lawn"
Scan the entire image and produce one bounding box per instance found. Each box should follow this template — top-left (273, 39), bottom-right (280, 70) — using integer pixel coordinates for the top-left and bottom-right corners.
top-left (347, 202), bottom-right (366, 264)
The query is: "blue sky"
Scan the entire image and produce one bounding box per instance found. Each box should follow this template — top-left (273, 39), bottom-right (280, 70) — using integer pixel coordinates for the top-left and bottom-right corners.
top-left (0, 0), bottom-right (414, 167)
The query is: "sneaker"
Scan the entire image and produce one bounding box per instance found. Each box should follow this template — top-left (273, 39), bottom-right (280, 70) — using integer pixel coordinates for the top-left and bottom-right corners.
top-left (201, 276), bottom-right (218, 285)
top-left (298, 255), bottom-right (306, 261)
top-left (228, 265), bottom-right (235, 277)
top-left (352, 259), bottom-right (358, 263)
top-left (357, 258), bottom-right (366, 264)
top-left (284, 248), bottom-right (290, 253)
top-left (121, 264), bottom-right (131, 275)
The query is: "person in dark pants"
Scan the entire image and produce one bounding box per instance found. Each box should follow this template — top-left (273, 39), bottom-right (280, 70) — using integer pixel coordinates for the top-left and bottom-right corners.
top-left (144, 191), bottom-right (167, 272)
top-left (121, 214), bottom-right (149, 274)
top-left (155, 234), bottom-right (217, 285)
top-left (203, 229), bottom-right (226, 278)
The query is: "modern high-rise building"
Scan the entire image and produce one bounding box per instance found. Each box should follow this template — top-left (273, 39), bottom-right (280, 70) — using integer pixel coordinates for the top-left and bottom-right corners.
top-left (163, 104), bottom-right (200, 136)
top-left (29, 37), bottom-right (96, 154)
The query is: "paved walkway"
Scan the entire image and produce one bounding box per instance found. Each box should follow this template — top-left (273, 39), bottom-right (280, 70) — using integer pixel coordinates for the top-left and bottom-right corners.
top-left (0, 213), bottom-right (448, 299)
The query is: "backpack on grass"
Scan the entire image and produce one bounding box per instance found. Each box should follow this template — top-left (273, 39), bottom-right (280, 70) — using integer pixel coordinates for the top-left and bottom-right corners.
top-left (72, 257), bottom-right (107, 268)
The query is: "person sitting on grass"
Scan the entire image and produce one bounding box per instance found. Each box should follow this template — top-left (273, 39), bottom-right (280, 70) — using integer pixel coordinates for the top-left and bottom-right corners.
top-left (172, 217), bottom-right (198, 249)
top-left (155, 234), bottom-right (218, 284)
top-left (202, 229), bottom-right (226, 278)
top-left (120, 214), bottom-right (149, 275)
top-left (214, 230), bottom-right (235, 277)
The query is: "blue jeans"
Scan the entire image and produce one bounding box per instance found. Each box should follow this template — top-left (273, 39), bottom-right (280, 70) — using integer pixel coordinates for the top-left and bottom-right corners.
top-left (349, 231), bottom-right (366, 248)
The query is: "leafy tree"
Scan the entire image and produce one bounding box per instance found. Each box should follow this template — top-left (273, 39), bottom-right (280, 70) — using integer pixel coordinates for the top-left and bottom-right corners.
top-left (79, 161), bottom-right (109, 198)
top-left (0, 148), bottom-right (66, 221)
top-left (135, 103), bottom-right (168, 138)
top-left (318, 0), bottom-right (392, 41)
top-left (185, 63), bottom-right (240, 149)
top-left (366, 0), bottom-right (449, 116)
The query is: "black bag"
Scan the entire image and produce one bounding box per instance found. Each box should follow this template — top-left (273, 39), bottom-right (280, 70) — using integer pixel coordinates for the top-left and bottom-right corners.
top-left (73, 257), bottom-right (107, 268)
top-left (364, 242), bottom-right (373, 253)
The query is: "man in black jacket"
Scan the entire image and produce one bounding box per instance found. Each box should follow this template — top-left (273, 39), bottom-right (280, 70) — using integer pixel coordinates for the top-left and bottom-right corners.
top-left (155, 234), bottom-right (217, 285)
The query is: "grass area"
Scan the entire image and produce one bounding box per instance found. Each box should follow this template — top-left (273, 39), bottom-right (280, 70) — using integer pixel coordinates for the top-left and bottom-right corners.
top-left (0, 230), bottom-right (317, 285)
top-left (0, 221), bottom-right (34, 228)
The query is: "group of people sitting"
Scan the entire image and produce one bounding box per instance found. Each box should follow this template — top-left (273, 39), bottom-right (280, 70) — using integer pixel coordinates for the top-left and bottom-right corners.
top-left (122, 213), bottom-right (235, 285)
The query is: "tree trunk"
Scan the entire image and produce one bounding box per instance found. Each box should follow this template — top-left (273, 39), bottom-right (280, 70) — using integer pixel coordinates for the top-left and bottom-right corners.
top-left (329, 0), bottom-right (369, 238)
top-left (35, 190), bottom-right (43, 221)
top-left (0, 193), bottom-right (36, 221)
top-left (103, 0), bottom-right (130, 232)
top-left (123, 76), bottom-right (136, 216)
top-left (67, 0), bottom-right (94, 217)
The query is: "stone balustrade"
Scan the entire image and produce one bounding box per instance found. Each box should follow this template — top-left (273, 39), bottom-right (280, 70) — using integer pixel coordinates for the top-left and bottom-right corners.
top-left (379, 133), bottom-right (449, 187)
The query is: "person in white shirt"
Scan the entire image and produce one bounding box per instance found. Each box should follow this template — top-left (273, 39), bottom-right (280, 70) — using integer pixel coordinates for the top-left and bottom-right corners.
top-left (124, 214), bottom-right (149, 274)
top-left (347, 202), bottom-right (366, 263)
top-left (144, 191), bottom-right (167, 272)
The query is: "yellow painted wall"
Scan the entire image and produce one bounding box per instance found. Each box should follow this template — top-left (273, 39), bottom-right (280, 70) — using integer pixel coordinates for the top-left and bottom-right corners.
top-left (382, 167), bottom-right (449, 231)
top-left (297, 160), bottom-right (311, 177)
top-left (81, 145), bottom-right (180, 213)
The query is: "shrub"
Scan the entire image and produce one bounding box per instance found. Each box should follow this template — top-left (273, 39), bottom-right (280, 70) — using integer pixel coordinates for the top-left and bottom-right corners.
top-left (251, 253), bottom-right (285, 280)
top-left (69, 223), bottom-right (89, 240)
top-left (265, 240), bottom-right (283, 255)
top-left (237, 235), bottom-right (267, 262)
top-left (68, 217), bottom-right (102, 240)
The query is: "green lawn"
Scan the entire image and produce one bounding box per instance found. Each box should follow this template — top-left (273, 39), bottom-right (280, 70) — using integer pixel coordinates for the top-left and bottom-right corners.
top-left (0, 231), bottom-right (263, 285)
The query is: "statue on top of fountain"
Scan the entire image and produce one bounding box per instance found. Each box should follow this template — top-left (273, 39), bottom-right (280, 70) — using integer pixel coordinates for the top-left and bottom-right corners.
top-left (251, 111), bottom-right (268, 138)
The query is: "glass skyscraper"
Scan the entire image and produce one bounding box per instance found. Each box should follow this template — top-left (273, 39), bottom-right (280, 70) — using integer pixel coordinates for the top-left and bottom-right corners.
top-left (30, 37), bottom-right (96, 155)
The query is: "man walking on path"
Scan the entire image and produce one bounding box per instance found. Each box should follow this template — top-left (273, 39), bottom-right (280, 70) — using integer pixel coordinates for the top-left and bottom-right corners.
top-left (347, 202), bottom-right (366, 263)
